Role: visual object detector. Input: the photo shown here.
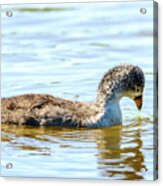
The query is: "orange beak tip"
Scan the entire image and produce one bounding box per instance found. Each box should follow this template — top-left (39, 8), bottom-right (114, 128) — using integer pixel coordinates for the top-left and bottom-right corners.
top-left (134, 95), bottom-right (143, 111)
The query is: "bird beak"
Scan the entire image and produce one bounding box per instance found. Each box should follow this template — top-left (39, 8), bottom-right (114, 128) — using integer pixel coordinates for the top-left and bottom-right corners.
top-left (134, 95), bottom-right (143, 110)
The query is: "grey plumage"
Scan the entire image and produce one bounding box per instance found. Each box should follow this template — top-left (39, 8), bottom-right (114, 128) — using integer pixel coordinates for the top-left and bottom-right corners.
top-left (1, 64), bottom-right (145, 128)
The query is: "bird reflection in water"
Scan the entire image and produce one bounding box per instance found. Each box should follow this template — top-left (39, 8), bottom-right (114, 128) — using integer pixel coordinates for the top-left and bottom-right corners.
top-left (96, 122), bottom-right (146, 180)
top-left (1, 121), bottom-right (147, 180)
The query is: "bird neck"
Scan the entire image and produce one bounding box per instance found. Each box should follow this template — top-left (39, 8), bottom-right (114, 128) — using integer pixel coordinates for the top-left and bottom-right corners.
top-left (95, 90), bottom-right (122, 108)
top-left (93, 91), bottom-right (122, 127)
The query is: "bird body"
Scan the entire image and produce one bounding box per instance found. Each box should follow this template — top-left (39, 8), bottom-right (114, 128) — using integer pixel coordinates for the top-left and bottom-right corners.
top-left (1, 64), bottom-right (145, 128)
top-left (1, 94), bottom-right (121, 128)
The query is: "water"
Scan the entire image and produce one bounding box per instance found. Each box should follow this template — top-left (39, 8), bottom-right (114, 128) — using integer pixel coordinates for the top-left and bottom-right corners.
top-left (1, 1), bottom-right (156, 180)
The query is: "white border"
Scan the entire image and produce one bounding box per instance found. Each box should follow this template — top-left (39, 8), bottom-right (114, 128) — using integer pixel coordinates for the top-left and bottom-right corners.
top-left (0, 0), bottom-right (153, 5)
top-left (0, 0), bottom-right (162, 186)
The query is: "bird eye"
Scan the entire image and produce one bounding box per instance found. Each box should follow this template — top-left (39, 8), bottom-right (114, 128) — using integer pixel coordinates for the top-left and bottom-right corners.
top-left (135, 86), bottom-right (141, 92)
